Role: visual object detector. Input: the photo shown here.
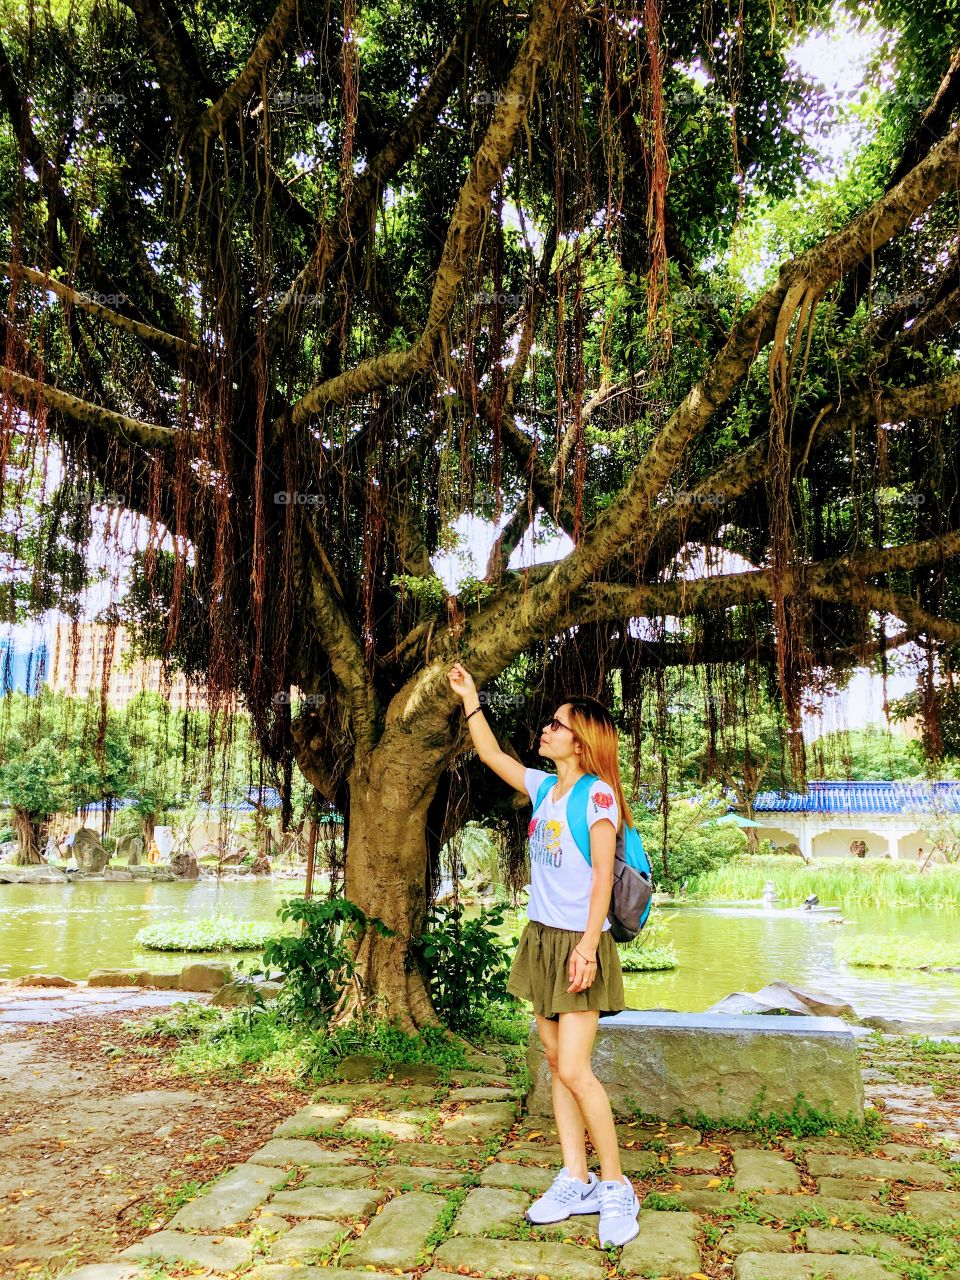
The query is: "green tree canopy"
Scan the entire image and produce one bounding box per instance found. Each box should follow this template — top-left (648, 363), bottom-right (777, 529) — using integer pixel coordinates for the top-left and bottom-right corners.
top-left (3, 0), bottom-right (960, 1023)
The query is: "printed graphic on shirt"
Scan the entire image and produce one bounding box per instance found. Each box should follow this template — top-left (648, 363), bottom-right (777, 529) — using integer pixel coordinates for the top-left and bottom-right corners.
top-left (591, 789), bottom-right (614, 814)
top-left (529, 816), bottom-right (564, 867)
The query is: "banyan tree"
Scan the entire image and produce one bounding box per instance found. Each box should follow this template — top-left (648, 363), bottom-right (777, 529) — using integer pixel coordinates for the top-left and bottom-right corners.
top-left (3, 0), bottom-right (960, 1026)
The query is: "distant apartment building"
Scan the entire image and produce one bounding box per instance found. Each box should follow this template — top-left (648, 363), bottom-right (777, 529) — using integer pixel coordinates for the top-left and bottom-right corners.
top-left (0, 633), bottom-right (47, 694)
top-left (45, 620), bottom-right (206, 710)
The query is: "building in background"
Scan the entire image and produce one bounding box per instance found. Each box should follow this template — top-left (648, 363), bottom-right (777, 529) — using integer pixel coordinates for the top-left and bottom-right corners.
top-left (45, 619), bottom-right (206, 711)
top-left (0, 631), bottom-right (48, 695)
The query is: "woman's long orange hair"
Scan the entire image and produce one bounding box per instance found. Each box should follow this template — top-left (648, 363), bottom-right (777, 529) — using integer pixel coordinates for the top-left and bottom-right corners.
top-left (563, 696), bottom-right (634, 830)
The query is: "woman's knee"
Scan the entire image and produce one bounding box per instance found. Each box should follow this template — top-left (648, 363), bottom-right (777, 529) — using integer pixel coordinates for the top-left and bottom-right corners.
top-left (556, 1063), bottom-right (596, 1096)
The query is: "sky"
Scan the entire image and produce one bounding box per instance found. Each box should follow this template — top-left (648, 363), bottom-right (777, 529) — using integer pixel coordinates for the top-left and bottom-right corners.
top-left (2, 6), bottom-right (923, 742)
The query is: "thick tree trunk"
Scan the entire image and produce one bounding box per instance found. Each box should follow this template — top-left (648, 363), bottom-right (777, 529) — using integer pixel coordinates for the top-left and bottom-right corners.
top-left (139, 812), bottom-right (157, 847)
top-left (12, 808), bottom-right (43, 865)
top-left (304, 735), bottom-right (449, 1034)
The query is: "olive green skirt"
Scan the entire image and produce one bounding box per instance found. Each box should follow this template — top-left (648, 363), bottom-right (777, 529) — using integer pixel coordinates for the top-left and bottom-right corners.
top-left (507, 920), bottom-right (625, 1020)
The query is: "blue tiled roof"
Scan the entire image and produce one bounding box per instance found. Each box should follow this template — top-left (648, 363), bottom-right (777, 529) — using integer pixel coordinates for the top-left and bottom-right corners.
top-left (753, 781), bottom-right (960, 815)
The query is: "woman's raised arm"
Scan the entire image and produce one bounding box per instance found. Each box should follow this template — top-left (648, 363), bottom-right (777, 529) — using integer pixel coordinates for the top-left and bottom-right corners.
top-left (448, 662), bottom-right (528, 794)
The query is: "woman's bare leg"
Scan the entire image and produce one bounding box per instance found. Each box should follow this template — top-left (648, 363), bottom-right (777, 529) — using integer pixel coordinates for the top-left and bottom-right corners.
top-left (535, 1013), bottom-right (590, 1182)
top-left (555, 1010), bottom-right (624, 1183)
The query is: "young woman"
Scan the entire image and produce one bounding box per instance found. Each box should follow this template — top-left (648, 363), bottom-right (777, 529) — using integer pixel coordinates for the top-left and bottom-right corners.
top-left (447, 662), bottom-right (641, 1248)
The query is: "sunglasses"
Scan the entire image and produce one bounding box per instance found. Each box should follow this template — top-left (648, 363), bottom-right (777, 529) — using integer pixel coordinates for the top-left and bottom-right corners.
top-left (544, 717), bottom-right (573, 733)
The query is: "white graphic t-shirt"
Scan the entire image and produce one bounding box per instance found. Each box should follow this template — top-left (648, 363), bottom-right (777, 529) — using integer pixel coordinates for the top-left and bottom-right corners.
top-left (524, 768), bottom-right (619, 932)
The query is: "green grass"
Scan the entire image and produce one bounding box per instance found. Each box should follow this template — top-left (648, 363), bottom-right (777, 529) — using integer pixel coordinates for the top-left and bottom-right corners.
top-left (133, 915), bottom-right (281, 951)
top-left (123, 999), bottom-right (526, 1086)
top-left (837, 934), bottom-right (960, 970)
top-left (619, 943), bottom-right (678, 972)
top-left (685, 856), bottom-right (960, 908)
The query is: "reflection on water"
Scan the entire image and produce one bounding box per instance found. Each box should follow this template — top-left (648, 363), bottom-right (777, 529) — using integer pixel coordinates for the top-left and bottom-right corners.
top-left (498, 902), bottom-right (960, 1019)
top-left (0, 879), bottom-right (304, 977)
top-left (2, 881), bottom-right (960, 1019)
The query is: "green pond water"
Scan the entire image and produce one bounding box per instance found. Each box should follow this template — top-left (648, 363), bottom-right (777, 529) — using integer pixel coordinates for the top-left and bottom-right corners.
top-left (2, 879), bottom-right (960, 1018)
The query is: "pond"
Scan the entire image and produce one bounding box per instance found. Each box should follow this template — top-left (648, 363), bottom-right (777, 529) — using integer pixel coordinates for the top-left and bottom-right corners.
top-left (2, 880), bottom-right (960, 1019)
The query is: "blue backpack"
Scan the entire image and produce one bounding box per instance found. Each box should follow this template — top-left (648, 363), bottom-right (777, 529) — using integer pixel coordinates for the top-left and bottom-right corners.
top-left (532, 773), bottom-right (654, 941)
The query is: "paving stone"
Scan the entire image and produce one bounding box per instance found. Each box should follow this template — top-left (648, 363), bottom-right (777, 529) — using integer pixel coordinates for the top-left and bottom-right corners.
top-left (268, 1218), bottom-right (344, 1260)
top-left (120, 1229), bottom-right (253, 1269)
top-left (500, 1142), bottom-right (565, 1166)
top-left (804, 1227), bottom-right (921, 1258)
top-left (301, 1164), bottom-right (375, 1186)
top-left (806, 1154), bottom-right (949, 1185)
top-left (753, 1193), bottom-right (894, 1221)
top-left (168, 1160), bottom-right (288, 1229)
top-left (334, 1053), bottom-right (385, 1079)
top-left (674, 1148), bottom-right (725, 1171)
top-left (343, 1115), bottom-right (424, 1140)
top-left (875, 1143), bottom-right (937, 1160)
top-left (247, 1269), bottom-right (411, 1280)
top-left (627, 1124), bottom-right (702, 1146)
top-left (446, 1085), bottom-right (519, 1102)
top-left (903, 1189), bottom-right (960, 1221)
top-left (66, 1268), bottom-right (142, 1280)
top-left (452, 1187), bottom-right (529, 1235)
top-left (253, 1211), bottom-right (293, 1235)
top-left (273, 1104), bottom-right (352, 1137)
top-left (313, 1083), bottom-right (438, 1104)
top-left (462, 1050), bottom-right (508, 1073)
top-left (449, 1069), bottom-right (512, 1086)
top-left (376, 1164), bottom-right (469, 1189)
top-left (390, 1062), bottom-right (444, 1084)
top-left (384, 1141), bottom-right (483, 1166)
top-left (659, 1172), bottom-right (727, 1190)
top-left (434, 1236), bottom-right (607, 1280)
top-left (619, 1149), bottom-right (660, 1176)
top-left (667, 1189), bottom-right (742, 1214)
top-left (345, 1190), bottom-right (447, 1269)
top-left (618, 1209), bottom-right (701, 1276)
top-left (441, 1100), bottom-right (517, 1138)
top-left (816, 1177), bottom-right (885, 1200)
top-left (480, 1161), bottom-right (555, 1192)
top-left (252, 1139), bottom-right (364, 1166)
top-left (734, 1150), bottom-right (802, 1193)
top-left (269, 1185), bottom-right (387, 1219)
top-left (734, 1253), bottom-right (897, 1279)
top-left (718, 1224), bottom-right (796, 1255)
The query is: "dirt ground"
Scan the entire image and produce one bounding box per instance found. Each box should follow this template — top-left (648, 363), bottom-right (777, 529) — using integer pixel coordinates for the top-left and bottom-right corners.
top-left (0, 1004), bottom-right (305, 1275)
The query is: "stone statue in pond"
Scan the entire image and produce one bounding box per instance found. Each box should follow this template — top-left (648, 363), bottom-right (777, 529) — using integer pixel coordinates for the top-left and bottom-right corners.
top-left (116, 834), bottom-right (144, 865)
top-left (169, 848), bottom-right (200, 879)
top-left (73, 828), bottom-right (109, 873)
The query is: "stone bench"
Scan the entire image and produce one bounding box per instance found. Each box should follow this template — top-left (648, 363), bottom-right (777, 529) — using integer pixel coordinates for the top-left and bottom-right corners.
top-left (525, 1011), bottom-right (864, 1121)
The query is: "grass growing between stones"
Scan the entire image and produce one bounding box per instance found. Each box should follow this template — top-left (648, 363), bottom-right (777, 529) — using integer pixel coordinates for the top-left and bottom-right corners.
top-left (672, 1092), bottom-right (888, 1150)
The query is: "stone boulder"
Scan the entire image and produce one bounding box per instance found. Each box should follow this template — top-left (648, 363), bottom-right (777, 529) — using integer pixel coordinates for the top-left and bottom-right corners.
top-left (169, 849), bottom-right (201, 879)
top-left (87, 968), bottom-right (152, 987)
top-left (526, 1010), bottom-right (865, 1121)
top-left (706, 981), bottom-right (860, 1021)
top-left (211, 978), bottom-right (282, 1006)
top-left (179, 961), bottom-right (233, 992)
top-left (0, 863), bottom-right (67, 883)
top-left (74, 828), bottom-right (109, 873)
top-left (117, 834), bottom-right (144, 865)
top-left (249, 851), bottom-right (272, 876)
top-left (11, 974), bottom-right (77, 988)
top-left (0, 840), bottom-right (18, 863)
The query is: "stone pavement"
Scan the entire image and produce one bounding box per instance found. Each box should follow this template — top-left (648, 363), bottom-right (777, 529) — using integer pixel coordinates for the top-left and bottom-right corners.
top-left (0, 985), bottom-right (204, 1029)
top-left (65, 1037), bottom-right (960, 1280)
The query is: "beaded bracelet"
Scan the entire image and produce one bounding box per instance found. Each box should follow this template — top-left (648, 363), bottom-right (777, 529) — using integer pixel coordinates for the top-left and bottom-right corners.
top-left (464, 706), bottom-right (483, 721)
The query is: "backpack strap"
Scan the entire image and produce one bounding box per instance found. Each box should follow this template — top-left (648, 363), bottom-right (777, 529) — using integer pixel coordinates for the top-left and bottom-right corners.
top-left (567, 774), bottom-right (599, 864)
top-left (533, 774), bottom-right (556, 815)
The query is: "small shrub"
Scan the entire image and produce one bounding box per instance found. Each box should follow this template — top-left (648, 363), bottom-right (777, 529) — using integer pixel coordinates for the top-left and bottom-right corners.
top-left (135, 916), bottom-right (277, 952)
top-left (415, 902), bottom-right (517, 1034)
top-left (260, 896), bottom-right (392, 1024)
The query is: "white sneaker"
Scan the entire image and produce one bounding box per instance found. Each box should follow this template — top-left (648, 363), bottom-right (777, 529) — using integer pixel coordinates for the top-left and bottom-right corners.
top-left (525, 1168), bottom-right (601, 1223)
top-left (597, 1175), bottom-right (640, 1246)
